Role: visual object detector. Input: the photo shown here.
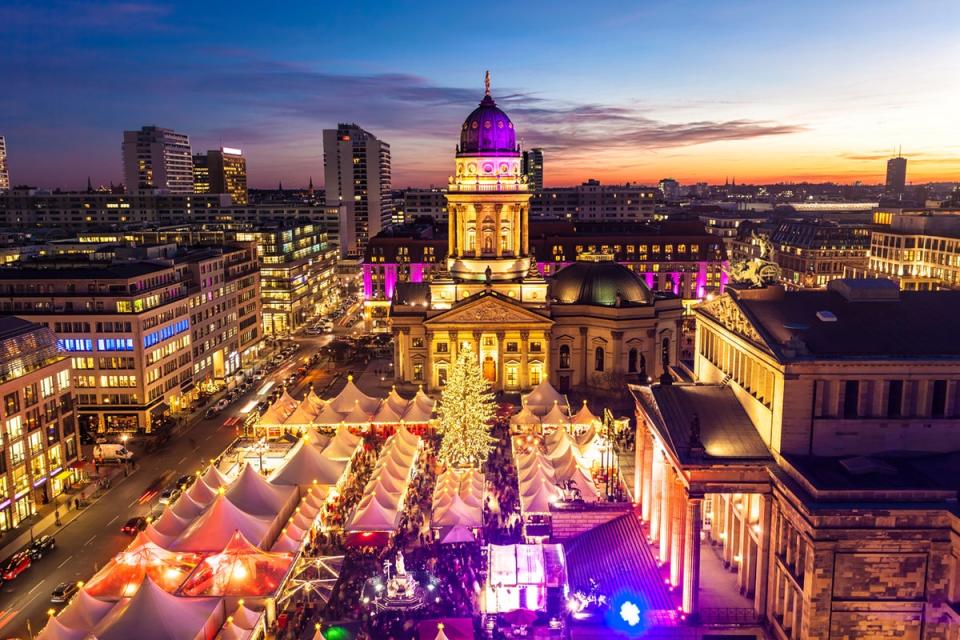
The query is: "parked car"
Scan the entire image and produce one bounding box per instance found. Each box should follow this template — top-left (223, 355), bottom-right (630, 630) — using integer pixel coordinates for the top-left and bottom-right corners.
top-left (28, 535), bottom-right (55, 560)
top-left (50, 581), bottom-right (80, 603)
top-left (2, 551), bottom-right (31, 581)
top-left (204, 407), bottom-right (220, 420)
top-left (159, 485), bottom-right (181, 505)
top-left (252, 370), bottom-right (265, 381)
top-left (215, 398), bottom-right (230, 412)
top-left (176, 474), bottom-right (195, 489)
top-left (120, 517), bottom-right (147, 535)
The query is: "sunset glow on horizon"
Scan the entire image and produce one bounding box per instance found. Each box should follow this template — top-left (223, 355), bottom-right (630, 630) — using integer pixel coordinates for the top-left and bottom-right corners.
top-left (2, 0), bottom-right (958, 189)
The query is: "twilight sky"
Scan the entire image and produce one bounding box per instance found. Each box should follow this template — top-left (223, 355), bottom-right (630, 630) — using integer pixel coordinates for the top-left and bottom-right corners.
top-left (2, 0), bottom-right (958, 190)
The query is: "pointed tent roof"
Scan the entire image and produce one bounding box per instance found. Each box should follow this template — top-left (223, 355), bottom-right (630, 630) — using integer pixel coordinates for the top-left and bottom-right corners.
top-left (277, 389), bottom-right (299, 415)
top-left (36, 617), bottom-right (89, 640)
top-left (321, 431), bottom-right (360, 460)
top-left (509, 405), bottom-right (541, 426)
top-left (347, 495), bottom-right (398, 532)
top-left (313, 401), bottom-right (346, 425)
top-left (402, 400), bottom-right (434, 423)
top-left (439, 524), bottom-right (476, 545)
top-left (385, 386), bottom-right (410, 414)
top-left (520, 480), bottom-right (561, 514)
top-left (180, 531), bottom-right (293, 597)
top-left (153, 508), bottom-right (192, 537)
top-left (84, 541), bottom-right (200, 600)
top-left (186, 477), bottom-right (218, 507)
top-left (225, 463), bottom-right (298, 517)
top-left (341, 399), bottom-right (373, 424)
top-left (304, 427), bottom-right (332, 451)
top-left (142, 523), bottom-right (176, 549)
top-left (433, 494), bottom-right (482, 528)
top-left (217, 620), bottom-right (253, 640)
top-left (201, 465), bottom-right (231, 490)
top-left (93, 576), bottom-right (223, 640)
top-left (268, 439), bottom-right (347, 487)
top-left (284, 401), bottom-right (318, 425)
top-left (567, 465), bottom-right (600, 501)
top-left (541, 401), bottom-right (571, 426)
top-left (230, 603), bottom-right (263, 630)
top-left (257, 404), bottom-right (289, 426)
top-left (522, 380), bottom-right (566, 416)
top-left (395, 424), bottom-right (420, 446)
top-left (571, 400), bottom-right (600, 426)
top-left (304, 387), bottom-right (325, 413)
top-left (372, 400), bottom-right (403, 423)
top-left (328, 377), bottom-right (379, 414)
top-left (55, 588), bottom-right (113, 631)
top-left (269, 533), bottom-right (299, 555)
top-left (173, 495), bottom-right (272, 553)
top-left (171, 491), bottom-right (207, 521)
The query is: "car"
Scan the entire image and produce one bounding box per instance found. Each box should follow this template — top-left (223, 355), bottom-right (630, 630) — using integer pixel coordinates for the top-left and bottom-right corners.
top-left (159, 485), bottom-right (181, 505)
top-left (2, 551), bottom-right (31, 581)
top-left (120, 517), bottom-right (147, 535)
top-left (50, 581), bottom-right (80, 603)
top-left (305, 327), bottom-right (323, 336)
top-left (28, 535), bottom-right (56, 560)
top-left (215, 398), bottom-right (230, 411)
top-left (255, 400), bottom-right (270, 414)
top-left (176, 474), bottom-right (194, 489)
top-left (252, 370), bottom-right (265, 381)
top-left (204, 407), bottom-right (220, 420)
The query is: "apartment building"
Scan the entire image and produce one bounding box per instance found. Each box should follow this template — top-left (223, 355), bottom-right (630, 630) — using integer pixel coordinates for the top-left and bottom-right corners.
top-left (769, 219), bottom-right (870, 289)
top-left (529, 180), bottom-right (656, 222)
top-left (0, 317), bottom-right (78, 532)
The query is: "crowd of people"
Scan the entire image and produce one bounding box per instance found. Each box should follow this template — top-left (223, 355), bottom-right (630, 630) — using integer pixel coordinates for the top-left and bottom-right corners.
top-left (482, 419), bottom-right (524, 544)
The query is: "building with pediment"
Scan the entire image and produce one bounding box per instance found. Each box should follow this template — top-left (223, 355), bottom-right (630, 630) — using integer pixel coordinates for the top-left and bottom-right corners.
top-left (389, 76), bottom-right (683, 393)
top-left (629, 278), bottom-right (960, 638)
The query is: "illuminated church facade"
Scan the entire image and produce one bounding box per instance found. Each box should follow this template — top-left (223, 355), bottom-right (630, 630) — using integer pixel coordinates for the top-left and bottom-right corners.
top-left (390, 75), bottom-right (684, 392)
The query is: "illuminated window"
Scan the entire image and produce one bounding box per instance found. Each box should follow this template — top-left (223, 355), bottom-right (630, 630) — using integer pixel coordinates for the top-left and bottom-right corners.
top-left (506, 366), bottom-right (518, 388)
top-left (559, 345), bottom-right (571, 369)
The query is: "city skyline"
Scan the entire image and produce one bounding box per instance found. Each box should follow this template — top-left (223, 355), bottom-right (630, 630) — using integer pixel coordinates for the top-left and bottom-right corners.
top-left (2, 0), bottom-right (958, 190)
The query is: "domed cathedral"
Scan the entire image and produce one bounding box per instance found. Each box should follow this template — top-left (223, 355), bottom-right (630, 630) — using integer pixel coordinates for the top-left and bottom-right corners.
top-left (390, 73), bottom-right (683, 393)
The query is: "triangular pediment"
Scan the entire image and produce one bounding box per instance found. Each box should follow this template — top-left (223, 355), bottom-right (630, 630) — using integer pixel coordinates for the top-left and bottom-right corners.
top-left (426, 292), bottom-right (553, 327)
top-left (698, 294), bottom-right (771, 353)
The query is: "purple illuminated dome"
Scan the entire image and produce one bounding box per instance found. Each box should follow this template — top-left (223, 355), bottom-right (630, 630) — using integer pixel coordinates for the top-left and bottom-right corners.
top-left (458, 74), bottom-right (517, 156)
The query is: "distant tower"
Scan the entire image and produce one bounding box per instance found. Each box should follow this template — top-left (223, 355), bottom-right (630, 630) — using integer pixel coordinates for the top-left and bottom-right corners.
top-left (885, 151), bottom-right (907, 198)
top-left (522, 148), bottom-right (544, 192)
top-left (0, 136), bottom-right (11, 193)
top-left (122, 126), bottom-right (193, 193)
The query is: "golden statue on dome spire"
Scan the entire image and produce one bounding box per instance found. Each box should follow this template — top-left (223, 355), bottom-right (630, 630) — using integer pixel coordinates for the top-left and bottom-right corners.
top-left (484, 70), bottom-right (490, 96)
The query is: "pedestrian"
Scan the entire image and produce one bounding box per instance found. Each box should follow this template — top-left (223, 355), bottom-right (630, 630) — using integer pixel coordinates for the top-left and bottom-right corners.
top-left (55, 509), bottom-right (61, 526)
top-left (74, 497), bottom-right (80, 510)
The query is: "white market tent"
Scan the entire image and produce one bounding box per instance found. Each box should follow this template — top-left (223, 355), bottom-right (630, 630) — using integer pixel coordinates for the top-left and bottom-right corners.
top-left (509, 405), bottom-right (541, 428)
top-left (268, 438), bottom-right (348, 488)
top-left (570, 400), bottom-right (600, 428)
top-left (54, 588), bottom-right (114, 632)
top-left (173, 495), bottom-right (273, 553)
top-left (201, 465), bottom-right (232, 490)
top-left (327, 377), bottom-right (380, 414)
top-left (522, 380), bottom-right (567, 417)
top-left (225, 464), bottom-right (299, 519)
top-left (92, 576), bottom-right (225, 640)
top-left (35, 617), bottom-right (89, 640)
top-left (541, 401), bottom-right (571, 427)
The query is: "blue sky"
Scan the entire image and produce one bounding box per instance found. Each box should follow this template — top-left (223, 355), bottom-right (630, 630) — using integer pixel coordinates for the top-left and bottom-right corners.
top-left (2, 0), bottom-right (958, 189)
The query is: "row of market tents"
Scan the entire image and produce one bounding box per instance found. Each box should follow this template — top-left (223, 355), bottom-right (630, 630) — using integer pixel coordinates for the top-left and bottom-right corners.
top-left (260, 378), bottom-right (436, 427)
top-left (39, 426), bottom-right (364, 640)
top-left (346, 425), bottom-right (421, 533)
top-left (509, 381), bottom-right (600, 430)
top-left (430, 468), bottom-right (484, 541)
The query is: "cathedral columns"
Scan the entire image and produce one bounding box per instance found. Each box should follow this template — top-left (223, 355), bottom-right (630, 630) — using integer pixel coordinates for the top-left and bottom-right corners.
top-left (670, 476), bottom-right (685, 588)
top-left (425, 330), bottom-right (434, 390)
top-left (513, 205), bottom-right (521, 257)
top-left (448, 206), bottom-right (456, 256)
top-left (520, 205), bottom-right (529, 256)
top-left (682, 496), bottom-right (703, 617)
top-left (519, 330), bottom-right (529, 389)
top-left (659, 459), bottom-right (672, 563)
top-left (649, 450), bottom-right (662, 544)
top-left (496, 331), bottom-right (506, 389)
top-left (640, 429), bottom-right (654, 523)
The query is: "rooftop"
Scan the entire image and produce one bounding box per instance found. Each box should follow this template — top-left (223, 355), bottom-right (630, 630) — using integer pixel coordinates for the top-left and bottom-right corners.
top-left (0, 262), bottom-right (172, 280)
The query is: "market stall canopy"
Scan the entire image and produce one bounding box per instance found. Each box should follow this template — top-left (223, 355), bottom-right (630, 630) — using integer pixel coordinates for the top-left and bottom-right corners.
top-left (225, 463), bottom-right (299, 518)
top-left (433, 494), bottom-right (482, 528)
top-left (180, 531), bottom-right (294, 597)
top-left (229, 603), bottom-right (263, 630)
top-left (216, 619), bottom-right (254, 640)
top-left (372, 401), bottom-right (403, 424)
top-left (439, 525), bottom-right (476, 545)
top-left (347, 494), bottom-right (399, 532)
top-left (152, 507), bottom-right (193, 537)
top-left (92, 576), bottom-right (224, 640)
top-left (54, 589), bottom-right (113, 631)
top-left (509, 405), bottom-right (541, 427)
top-left (519, 480), bottom-right (562, 514)
top-left (342, 400), bottom-right (373, 424)
top-left (276, 390), bottom-right (299, 416)
top-left (541, 401), bottom-right (571, 427)
top-left (328, 377), bottom-right (380, 414)
top-left (173, 495), bottom-right (273, 553)
top-left (522, 380), bottom-right (567, 417)
top-left (171, 491), bottom-right (207, 521)
top-left (186, 477), bottom-right (219, 507)
top-left (35, 617), bottom-right (89, 640)
top-left (202, 465), bottom-right (232, 490)
top-left (304, 388), bottom-right (325, 413)
top-left (570, 400), bottom-right (599, 427)
top-left (84, 540), bottom-right (201, 600)
top-left (284, 400), bottom-right (319, 425)
top-left (268, 439), bottom-right (348, 488)
top-left (313, 401), bottom-right (347, 426)
top-left (385, 386), bottom-right (411, 414)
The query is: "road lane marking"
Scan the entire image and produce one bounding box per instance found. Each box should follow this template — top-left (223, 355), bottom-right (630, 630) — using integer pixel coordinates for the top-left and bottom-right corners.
top-left (83, 534), bottom-right (96, 546)
top-left (179, 456), bottom-right (187, 464)
top-left (27, 580), bottom-right (45, 595)
top-left (107, 515), bottom-right (119, 526)
top-left (15, 590), bottom-right (42, 614)
top-left (57, 555), bottom-right (73, 569)
top-left (128, 496), bottom-right (142, 508)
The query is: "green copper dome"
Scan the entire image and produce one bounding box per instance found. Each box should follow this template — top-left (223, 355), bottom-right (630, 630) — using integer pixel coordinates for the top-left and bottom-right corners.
top-left (550, 260), bottom-right (654, 307)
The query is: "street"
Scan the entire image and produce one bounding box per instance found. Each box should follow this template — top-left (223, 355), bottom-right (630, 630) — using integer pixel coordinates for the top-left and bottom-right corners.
top-left (0, 335), bottom-right (339, 640)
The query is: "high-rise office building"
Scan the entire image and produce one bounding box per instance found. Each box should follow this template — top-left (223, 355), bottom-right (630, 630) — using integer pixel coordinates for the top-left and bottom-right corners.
top-left (659, 177), bottom-right (680, 201)
top-left (0, 136), bottom-right (9, 192)
top-left (122, 126), bottom-right (194, 194)
top-left (522, 147), bottom-right (544, 191)
top-left (193, 147), bottom-right (247, 204)
top-left (885, 154), bottom-right (907, 198)
top-left (323, 124), bottom-right (392, 256)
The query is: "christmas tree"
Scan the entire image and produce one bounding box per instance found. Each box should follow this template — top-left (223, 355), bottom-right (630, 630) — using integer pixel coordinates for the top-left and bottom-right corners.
top-left (436, 348), bottom-right (498, 469)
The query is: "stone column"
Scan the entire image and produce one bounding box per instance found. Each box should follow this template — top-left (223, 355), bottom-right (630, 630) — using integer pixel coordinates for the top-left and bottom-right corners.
top-left (659, 463), bottom-right (672, 564)
top-left (649, 450), bottom-right (662, 543)
top-left (754, 493), bottom-right (773, 619)
top-left (494, 204), bottom-right (503, 258)
top-left (520, 205), bottom-right (528, 255)
top-left (737, 497), bottom-right (751, 593)
top-left (633, 421), bottom-right (646, 504)
top-left (520, 330), bottom-right (530, 390)
top-left (472, 330), bottom-right (482, 364)
top-left (670, 479), bottom-right (685, 588)
top-left (425, 330), bottom-right (434, 391)
top-left (448, 206), bottom-right (456, 256)
top-left (682, 496), bottom-right (702, 617)
top-left (723, 495), bottom-right (735, 568)
top-left (641, 430), bottom-right (654, 523)
top-left (513, 205), bottom-right (521, 257)
top-left (496, 331), bottom-right (506, 389)
top-left (451, 330), bottom-right (460, 364)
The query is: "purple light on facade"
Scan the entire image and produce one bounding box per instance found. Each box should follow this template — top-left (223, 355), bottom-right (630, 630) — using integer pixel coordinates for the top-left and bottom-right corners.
top-left (362, 265), bottom-right (374, 299)
top-left (645, 272), bottom-right (655, 290)
top-left (410, 263), bottom-right (424, 283)
top-left (720, 263), bottom-right (729, 291)
top-left (671, 272), bottom-right (681, 296)
top-left (384, 264), bottom-right (398, 300)
top-left (696, 262), bottom-right (708, 299)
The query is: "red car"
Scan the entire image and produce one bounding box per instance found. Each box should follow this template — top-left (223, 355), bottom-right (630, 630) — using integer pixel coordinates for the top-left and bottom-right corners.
top-left (2, 551), bottom-right (31, 581)
top-left (120, 517), bottom-right (147, 535)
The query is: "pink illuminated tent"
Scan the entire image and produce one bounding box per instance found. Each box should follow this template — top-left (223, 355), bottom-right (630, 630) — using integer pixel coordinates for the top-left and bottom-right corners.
top-left (173, 495), bottom-right (273, 553)
top-left (35, 617), bottom-right (89, 640)
top-left (570, 399), bottom-right (599, 427)
top-left (327, 376), bottom-right (379, 414)
top-left (341, 400), bottom-right (373, 425)
top-left (83, 539), bottom-right (201, 600)
top-left (92, 576), bottom-right (224, 640)
top-left (347, 495), bottom-right (398, 532)
top-left (180, 531), bottom-right (293, 597)
top-left (186, 477), bottom-right (219, 507)
top-left (201, 465), bottom-right (232, 490)
top-left (541, 401), bottom-right (571, 427)
top-left (52, 588), bottom-right (113, 632)
top-left (152, 507), bottom-right (193, 537)
top-left (522, 380), bottom-right (567, 417)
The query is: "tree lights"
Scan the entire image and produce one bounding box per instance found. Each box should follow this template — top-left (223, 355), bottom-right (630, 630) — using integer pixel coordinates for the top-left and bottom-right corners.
top-left (436, 349), bottom-right (497, 469)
